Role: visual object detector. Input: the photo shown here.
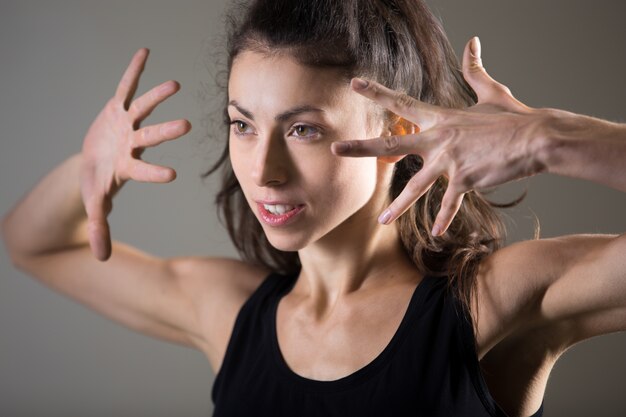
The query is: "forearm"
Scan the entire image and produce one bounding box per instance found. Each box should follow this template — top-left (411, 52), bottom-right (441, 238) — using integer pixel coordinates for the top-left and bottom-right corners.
top-left (2, 153), bottom-right (89, 261)
top-left (537, 109), bottom-right (626, 192)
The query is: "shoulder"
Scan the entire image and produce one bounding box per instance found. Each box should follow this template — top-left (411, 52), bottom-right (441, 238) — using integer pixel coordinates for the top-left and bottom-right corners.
top-left (168, 256), bottom-right (272, 369)
top-left (470, 234), bottom-right (623, 415)
top-left (170, 256), bottom-right (272, 303)
top-left (472, 234), bottom-right (618, 358)
top-left (169, 256), bottom-right (272, 329)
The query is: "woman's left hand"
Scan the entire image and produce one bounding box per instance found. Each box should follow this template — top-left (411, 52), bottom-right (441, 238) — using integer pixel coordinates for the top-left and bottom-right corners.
top-left (332, 37), bottom-right (550, 236)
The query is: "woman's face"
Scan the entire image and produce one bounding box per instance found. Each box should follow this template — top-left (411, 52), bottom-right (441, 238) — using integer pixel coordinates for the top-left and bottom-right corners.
top-left (228, 50), bottom-right (390, 252)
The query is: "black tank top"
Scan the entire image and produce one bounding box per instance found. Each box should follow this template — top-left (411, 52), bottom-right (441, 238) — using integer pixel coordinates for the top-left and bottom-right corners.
top-left (212, 272), bottom-right (544, 417)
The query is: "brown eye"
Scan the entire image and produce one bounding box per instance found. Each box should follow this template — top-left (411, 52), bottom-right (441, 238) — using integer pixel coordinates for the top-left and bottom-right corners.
top-left (295, 125), bottom-right (310, 135)
top-left (291, 124), bottom-right (319, 138)
top-left (235, 121), bottom-right (247, 133)
top-left (231, 120), bottom-right (252, 135)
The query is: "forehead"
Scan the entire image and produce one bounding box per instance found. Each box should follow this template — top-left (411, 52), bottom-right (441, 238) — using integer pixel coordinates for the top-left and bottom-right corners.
top-left (228, 50), bottom-right (352, 111)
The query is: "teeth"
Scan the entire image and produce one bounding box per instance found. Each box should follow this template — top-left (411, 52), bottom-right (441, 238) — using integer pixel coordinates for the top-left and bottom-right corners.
top-left (263, 204), bottom-right (296, 215)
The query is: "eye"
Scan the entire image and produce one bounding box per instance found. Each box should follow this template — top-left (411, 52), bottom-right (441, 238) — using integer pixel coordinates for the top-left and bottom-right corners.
top-left (230, 120), bottom-right (254, 136)
top-left (289, 124), bottom-right (319, 139)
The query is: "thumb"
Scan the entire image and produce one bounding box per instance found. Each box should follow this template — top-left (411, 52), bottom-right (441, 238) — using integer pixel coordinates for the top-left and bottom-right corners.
top-left (462, 36), bottom-right (512, 103)
top-left (83, 196), bottom-right (113, 262)
top-left (88, 216), bottom-right (112, 262)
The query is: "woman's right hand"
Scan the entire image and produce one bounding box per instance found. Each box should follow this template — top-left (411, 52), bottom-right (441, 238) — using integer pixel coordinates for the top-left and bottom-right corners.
top-left (80, 48), bottom-right (191, 261)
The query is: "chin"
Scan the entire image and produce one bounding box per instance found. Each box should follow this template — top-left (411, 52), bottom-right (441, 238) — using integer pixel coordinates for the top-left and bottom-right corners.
top-left (263, 229), bottom-right (311, 253)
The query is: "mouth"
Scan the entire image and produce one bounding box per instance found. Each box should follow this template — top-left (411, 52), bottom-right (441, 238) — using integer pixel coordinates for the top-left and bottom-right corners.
top-left (256, 202), bottom-right (306, 227)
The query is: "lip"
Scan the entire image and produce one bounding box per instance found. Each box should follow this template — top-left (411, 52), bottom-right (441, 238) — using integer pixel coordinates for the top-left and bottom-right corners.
top-left (256, 202), bottom-right (305, 227)
top-left (256, 200), bottom-right (302, 205)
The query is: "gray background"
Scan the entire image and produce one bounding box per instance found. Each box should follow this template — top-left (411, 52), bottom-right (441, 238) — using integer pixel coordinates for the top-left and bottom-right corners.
top-left (1, 0), bottom-right (625, 415)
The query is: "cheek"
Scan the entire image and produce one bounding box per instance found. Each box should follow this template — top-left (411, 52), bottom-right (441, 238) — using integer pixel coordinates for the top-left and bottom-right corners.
top-left (302, 151), bottom-right (379, 209)
top-left (229, 143), bottom-right (250, 192)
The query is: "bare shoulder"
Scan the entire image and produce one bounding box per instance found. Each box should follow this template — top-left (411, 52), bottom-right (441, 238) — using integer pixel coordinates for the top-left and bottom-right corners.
top-left (472, 234), bottom-right (621, 416)
top-left (170, 256), bottom-right (271, 371)
top-left (9, 232), bottom-right (272, 374)
top-left (171, 256), bottom-right (271, 307)
top-left (472, 234), bottom-right (615, 358)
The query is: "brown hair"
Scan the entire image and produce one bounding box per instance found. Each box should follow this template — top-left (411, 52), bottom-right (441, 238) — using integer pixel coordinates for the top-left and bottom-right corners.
top-left (202, 0), bottom-right (522, 317)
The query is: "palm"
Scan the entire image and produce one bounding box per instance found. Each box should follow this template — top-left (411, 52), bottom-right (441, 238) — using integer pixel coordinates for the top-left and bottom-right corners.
top-left (83, 101), bottom-right (131, 197)
top-left (79, 48), bottom-right (190, 261)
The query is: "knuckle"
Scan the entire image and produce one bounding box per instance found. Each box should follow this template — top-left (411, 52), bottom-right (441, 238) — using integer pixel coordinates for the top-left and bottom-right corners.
top-left (453, 169), bottom-right (473, 191)
top-left (130, 161), bottom-right (143, 179)
top-left (139, 126), bottom-right (150, 145)
top-left (395, 92), bottom-right (415, 110)
top-left (440, 127), bottom-right (459, 141)
top-left (437, 147), bottom-right (453, 165)
top-left (348, 140), bottom-right (361, 151)
top-left (468, 58), bottom-right (484, 73)
top-left (383, 135), bottom-right (400, 152)
top-left (433, 109), bottom-right (451, 126)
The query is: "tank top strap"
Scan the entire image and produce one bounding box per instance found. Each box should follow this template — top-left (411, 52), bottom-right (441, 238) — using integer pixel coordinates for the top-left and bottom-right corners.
top-left (211, 270), bottom-right (297, 402)
top-left (213, 270), bottom-right (545, 416)
top-left (251, 270), bottom-right (297, 300)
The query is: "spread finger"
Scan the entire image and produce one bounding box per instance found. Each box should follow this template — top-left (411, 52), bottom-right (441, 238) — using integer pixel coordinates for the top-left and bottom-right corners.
top-left (378, 165), bottom-right (442, 225)
top-left (133, 119), bottom-right (191, 148)
top-left (129, 80), bottom-right (181, 124)
top-left (127, 159), bottom-right (176, 183)
top-left (351, 78), bottom-right (441, 130)
top-left (432, 186), bottom-right (465, 236)
top-left (115, 48), bottom-right (149, 110)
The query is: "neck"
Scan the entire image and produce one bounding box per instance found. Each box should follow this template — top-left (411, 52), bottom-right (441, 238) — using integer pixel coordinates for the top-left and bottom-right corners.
top-left (294, 199), bottom-right (418, 319)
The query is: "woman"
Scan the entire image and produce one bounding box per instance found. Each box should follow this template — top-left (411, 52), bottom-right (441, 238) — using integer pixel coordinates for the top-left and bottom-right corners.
top-left (2, 0), bottom-right (624, 416)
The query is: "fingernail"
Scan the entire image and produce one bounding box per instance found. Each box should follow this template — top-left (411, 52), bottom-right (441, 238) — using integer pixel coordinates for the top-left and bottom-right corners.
top-left (431, 224), bottom-right (442, 237)
top-left (470, 36), bottom-right (481, 58)
top-left (332, 142), bottom-right (351, 153)
top-left (352, 78), bottom-right (369, 90)
top-left (378, 209), bottom-right (392, 225)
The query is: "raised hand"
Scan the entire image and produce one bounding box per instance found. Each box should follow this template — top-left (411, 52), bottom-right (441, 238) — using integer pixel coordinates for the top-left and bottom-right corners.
top-left (80, 48), bottom-right (191, 261)
top-left (332, 37), bottom-right (548, 237)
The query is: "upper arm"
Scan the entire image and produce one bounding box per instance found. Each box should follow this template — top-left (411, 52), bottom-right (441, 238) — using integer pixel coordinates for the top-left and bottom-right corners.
top-left (538, 234), bottom-right (626, 345)
top-left (10, 240), bottom-right (270, 355)
top-left (475, 233), bottom-right (626, 356)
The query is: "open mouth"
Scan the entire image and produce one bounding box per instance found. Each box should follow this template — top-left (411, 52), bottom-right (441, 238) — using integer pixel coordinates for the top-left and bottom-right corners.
top-left (257, 203), bottom-right (305, 226)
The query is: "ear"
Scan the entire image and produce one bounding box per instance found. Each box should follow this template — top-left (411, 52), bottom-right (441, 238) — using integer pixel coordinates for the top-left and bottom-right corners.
top-left (377, 116), bottom-right (418, 164)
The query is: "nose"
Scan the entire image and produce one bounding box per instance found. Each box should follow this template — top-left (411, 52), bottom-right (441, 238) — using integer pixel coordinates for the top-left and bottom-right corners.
top-left (251, 134), bottom-right (289, 187)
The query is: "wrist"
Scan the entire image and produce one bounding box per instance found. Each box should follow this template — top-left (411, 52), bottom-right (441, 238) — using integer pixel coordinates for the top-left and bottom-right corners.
top-left (530, 108), bottom-right (578, 176)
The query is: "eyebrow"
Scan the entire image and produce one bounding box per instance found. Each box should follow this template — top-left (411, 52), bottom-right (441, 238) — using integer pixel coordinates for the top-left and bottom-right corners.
top-left (228, 100), bottom-right (325, 122)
